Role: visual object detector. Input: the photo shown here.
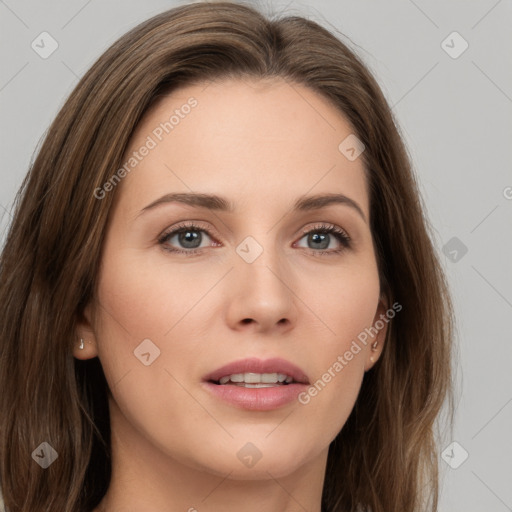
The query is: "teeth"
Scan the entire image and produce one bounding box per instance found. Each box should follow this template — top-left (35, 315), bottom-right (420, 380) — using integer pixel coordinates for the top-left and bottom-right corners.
top-left (245, 372), bottom-right (262, 383)
top-left (233, 383), bottom-right (278, 388)
top-left (217, 372), bottom-right (294, 385)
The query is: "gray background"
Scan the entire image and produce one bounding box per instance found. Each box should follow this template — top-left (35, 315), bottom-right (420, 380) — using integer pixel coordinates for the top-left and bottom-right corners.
top-left (1, 0), bottom-right (511, 510)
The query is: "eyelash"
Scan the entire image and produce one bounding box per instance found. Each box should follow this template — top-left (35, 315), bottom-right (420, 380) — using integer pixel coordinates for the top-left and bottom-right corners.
top-left (157, 221), bottom-right (351, 257)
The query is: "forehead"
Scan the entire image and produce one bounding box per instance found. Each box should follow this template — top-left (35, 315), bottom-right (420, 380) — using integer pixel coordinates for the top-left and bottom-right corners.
top-left (116, 77), bottom-right (369, 219)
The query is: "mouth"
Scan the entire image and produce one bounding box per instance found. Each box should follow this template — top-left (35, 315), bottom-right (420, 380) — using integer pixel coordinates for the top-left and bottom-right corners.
top-left (211, 372), bottom-right (300, 387)
top-left (203, 356), bottom-right (310, 387)
top-left (201, 357), bottom-right (310, 411)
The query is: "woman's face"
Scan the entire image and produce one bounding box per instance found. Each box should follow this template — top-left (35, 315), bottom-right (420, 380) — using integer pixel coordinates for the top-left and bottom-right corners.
top-left (77, 77), bottom-right (388, 480)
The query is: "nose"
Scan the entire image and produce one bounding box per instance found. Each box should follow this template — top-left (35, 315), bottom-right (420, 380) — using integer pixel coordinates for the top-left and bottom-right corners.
top-left (224, 240), bottom-right (298, 334)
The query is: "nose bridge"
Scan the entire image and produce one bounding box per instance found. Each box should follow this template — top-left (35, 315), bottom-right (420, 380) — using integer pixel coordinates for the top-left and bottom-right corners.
top-left (235, 232), bottom-right (287, 292)
top-left (227, 230), bottom-right (297, 328)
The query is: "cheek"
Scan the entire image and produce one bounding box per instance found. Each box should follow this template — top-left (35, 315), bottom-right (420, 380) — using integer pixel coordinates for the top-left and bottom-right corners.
top-left (95, 246), bottom-right (209, 340)
top-left (298, 256), bottom-right (381, 350)
top-left (92, 248), bottom-right (177, 389)
top-left (93, 245), bottom-right (229, 393)
top-left (291, 259), bottom-right (380, 432)
top-left (92, 250), bottom-right (220, 466)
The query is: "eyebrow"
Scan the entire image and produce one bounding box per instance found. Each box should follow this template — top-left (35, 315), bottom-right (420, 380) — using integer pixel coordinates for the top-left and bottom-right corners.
top-left (139, 192), bottom-right (367, 223)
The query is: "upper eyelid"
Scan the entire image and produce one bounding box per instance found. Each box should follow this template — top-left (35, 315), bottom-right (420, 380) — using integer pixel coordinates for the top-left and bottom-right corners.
top-left (159, 221), bottom-right (216, 240)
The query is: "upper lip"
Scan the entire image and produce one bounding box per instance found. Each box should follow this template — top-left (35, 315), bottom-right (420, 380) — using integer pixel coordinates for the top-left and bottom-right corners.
top-left (204, 357), bottom-right (310, 384)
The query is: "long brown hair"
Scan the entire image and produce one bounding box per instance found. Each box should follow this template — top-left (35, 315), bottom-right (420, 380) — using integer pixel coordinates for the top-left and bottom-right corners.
top-left (0, 2), bottom-right (455, 511)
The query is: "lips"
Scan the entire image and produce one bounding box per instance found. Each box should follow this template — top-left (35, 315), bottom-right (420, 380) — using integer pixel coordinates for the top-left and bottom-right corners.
top-left (202, 356), bottom-right (310, 411)
top-left (203, 357), bottom-right (310, 385)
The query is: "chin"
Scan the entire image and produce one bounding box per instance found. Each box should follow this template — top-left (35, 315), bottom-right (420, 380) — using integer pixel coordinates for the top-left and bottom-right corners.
top-left (219, 460), bottom-right (302, 481)
top-left (202, 447), bottom-right (308, 480)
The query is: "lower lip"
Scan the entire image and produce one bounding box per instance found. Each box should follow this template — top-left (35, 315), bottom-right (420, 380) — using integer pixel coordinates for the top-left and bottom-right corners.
top-left (202, 381), bottom-right (309, 411)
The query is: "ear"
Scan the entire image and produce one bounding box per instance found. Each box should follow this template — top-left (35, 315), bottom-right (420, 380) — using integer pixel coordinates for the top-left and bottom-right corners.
top-left (364, 293), bottom-right (389, 372)
top-left (73, 302), bottom-right (99, 360)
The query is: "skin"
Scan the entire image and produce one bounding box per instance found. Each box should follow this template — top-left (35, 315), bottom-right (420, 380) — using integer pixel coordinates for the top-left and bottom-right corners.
top-left (75, 77), bottom-right (388, 512)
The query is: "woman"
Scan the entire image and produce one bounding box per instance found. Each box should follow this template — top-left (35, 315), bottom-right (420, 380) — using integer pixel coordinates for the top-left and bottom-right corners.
top-left (0, 2), bottom-right (455, 511)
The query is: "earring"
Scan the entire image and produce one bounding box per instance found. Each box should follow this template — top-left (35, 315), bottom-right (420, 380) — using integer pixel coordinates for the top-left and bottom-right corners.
top-left (79, 338), bottom-right (84, 350)
top-left (369, 340), bottom-right (378, 363)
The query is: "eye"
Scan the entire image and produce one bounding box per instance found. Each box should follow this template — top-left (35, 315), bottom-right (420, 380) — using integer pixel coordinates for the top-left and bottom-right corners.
top-left (158, 221), bottom-right (351, 257)
top-left (158, 222), bottom-right (218, 255)
top-left (294, 223), bottom-right (351, 256)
